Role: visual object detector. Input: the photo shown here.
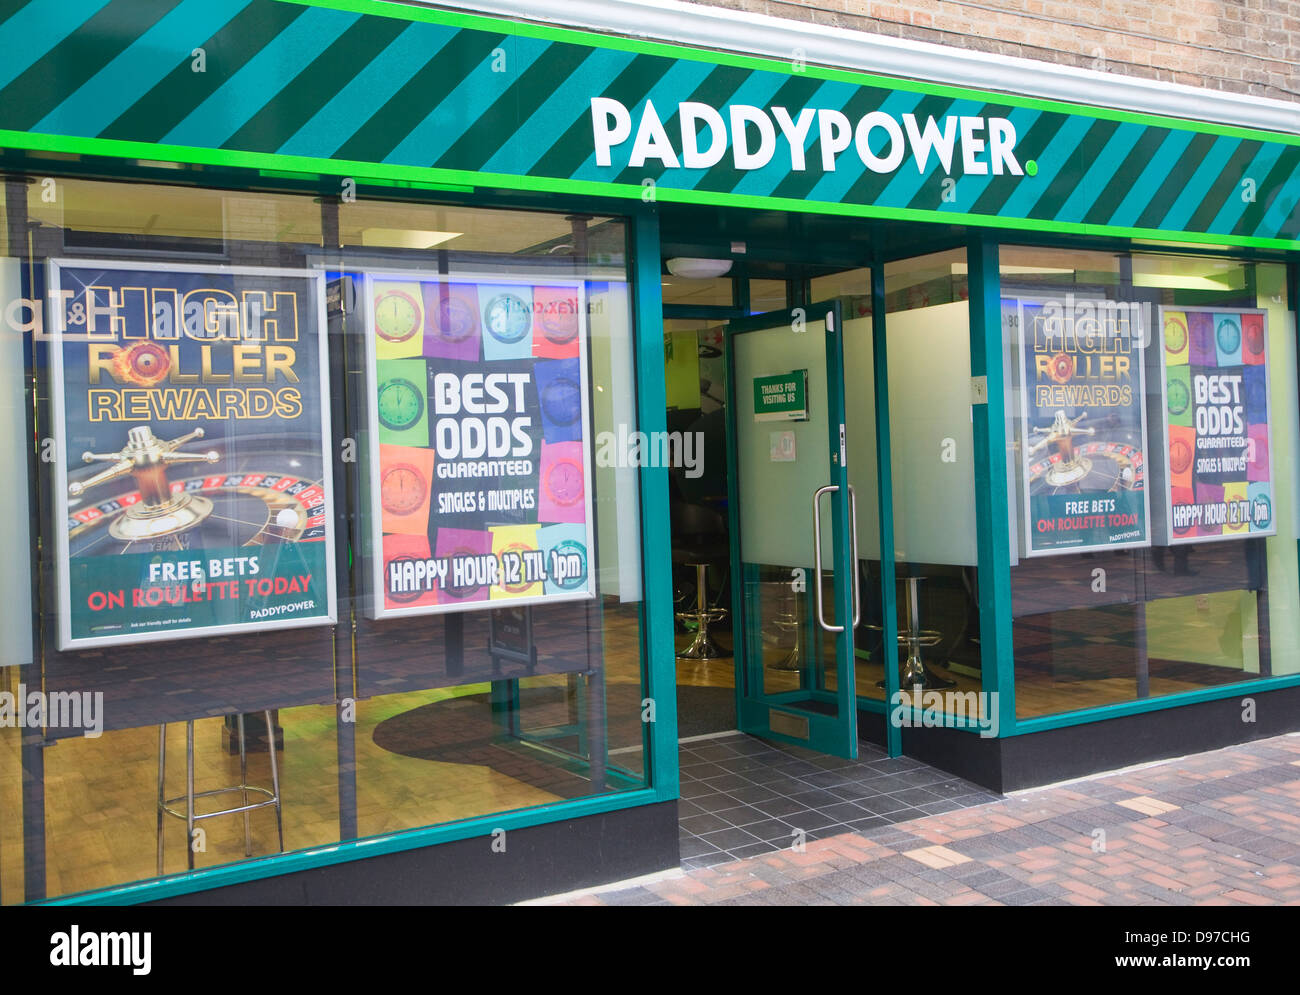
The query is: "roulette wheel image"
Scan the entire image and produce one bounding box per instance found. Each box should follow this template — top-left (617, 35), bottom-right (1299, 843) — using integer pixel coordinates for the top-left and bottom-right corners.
top-left (483, 293), bottom-right (532, 344)
top-left (540, 376), bottom-right (582, 428)
top-left (544, 457), bottom-right (584, 508)
top-left (112, 341), bottom-right (171, 387)
top-left (1025, 410), bottom-right (1143, 495)
top-left (66, 427), bottom-right (326, 555)
top-left (1167, 378), bottom-right (1191, 417)
top-left (379, 462), bottom-right (427, 516)
top-left (377, 377), bottom-right (424, 432)
top-left (374, 288), bottom-right (423, 344)
top-left (1164, 315), bottom-right (1188, 354)
top-left (1216, 317), bottom-right (1241, 355)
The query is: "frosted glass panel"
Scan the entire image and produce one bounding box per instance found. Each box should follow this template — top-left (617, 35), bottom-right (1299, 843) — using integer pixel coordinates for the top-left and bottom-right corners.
top-left (734, 321), bottom-right (830, 567)
top-left (0, 256), bottom-right (32, 667)
top-left (843, 316), bottom-right (880, 561)
top-left (887, 300), bottom-right (977, 566)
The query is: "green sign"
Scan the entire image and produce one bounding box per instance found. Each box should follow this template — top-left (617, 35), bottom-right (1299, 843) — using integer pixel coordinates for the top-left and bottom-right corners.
top-left (0, 0), bottom-right (1297, 249)
top-left (754, 371), bottom-right (808, 421)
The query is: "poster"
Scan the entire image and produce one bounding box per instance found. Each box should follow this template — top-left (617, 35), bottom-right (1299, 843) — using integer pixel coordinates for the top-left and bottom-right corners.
top-left (49, 260), bottom-right (336, 649)
top-left (1011, 295), bottom-right (1151, 557)
top-left (365, 272), bottom-right (595, 617)
top-left (1158, 306), bottom-right (1274, 544)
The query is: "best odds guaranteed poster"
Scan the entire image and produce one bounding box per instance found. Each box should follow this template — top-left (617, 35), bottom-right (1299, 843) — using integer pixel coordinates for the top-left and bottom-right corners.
top-left (50, 260), bottom-right (336, 650)
top-left (1159, 307), bottom-right (1274, 543)
top-left (365, 273), bottom-right (594, 617)
top-left (1011, 295), bottom-right (1151, 557)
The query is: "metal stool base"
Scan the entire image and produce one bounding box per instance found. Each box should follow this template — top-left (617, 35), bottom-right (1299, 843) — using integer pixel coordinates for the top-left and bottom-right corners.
top-left (157, 711), bottom-right (285, 875)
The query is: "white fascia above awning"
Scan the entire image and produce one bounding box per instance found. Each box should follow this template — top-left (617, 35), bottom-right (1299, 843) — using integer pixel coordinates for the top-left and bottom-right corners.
top-left (422, 0), bottom-right (1300, 136)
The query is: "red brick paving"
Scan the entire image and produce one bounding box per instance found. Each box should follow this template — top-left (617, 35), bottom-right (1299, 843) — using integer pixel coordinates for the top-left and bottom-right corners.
top-left (549, 734), bottom-right (1300, 906)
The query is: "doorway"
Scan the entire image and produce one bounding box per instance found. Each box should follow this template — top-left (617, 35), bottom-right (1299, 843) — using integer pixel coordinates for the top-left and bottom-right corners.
top-left (666, 243), bottom-right (984, 753)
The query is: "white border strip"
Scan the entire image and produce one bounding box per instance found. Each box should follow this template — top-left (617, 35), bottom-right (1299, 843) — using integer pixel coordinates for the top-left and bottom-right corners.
top-left (422, 0), bottom-right (1300, 136)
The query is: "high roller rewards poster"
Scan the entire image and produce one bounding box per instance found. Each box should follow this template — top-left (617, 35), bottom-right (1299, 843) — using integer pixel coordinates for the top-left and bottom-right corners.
top-left (365, 272), bottom-right (594, 617)
top-left (1159, 306), bottom-right (1274, 544)
top-left (49, 260), bottom-right (336, 650)
top-left (1011, 295), bottom-right (1151, 557)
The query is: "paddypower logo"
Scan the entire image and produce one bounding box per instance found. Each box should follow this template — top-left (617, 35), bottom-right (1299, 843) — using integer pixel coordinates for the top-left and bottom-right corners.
top-left (591, 98), bottom-right (1026, 177)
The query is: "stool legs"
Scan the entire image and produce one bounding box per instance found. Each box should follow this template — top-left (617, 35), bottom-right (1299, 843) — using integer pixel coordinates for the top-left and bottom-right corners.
top-left (186, 720), bottom-right (196, 871)
top-left (156, 711), bottom-right (285, 876)
top-left (676, 562), bottom-right (727, 660)
top-left (237, 713), bottom-right (251, 858)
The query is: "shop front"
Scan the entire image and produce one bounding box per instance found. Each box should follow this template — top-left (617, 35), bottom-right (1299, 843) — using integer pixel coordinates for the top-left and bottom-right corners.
top-left (0, 0), bottom-right (1297, 905)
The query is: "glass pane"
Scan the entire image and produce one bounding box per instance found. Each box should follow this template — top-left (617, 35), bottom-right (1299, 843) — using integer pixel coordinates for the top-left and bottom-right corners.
top-left (883, 252), bottom-right (983, 712)
top-left (1002, 247), bottom-right (1299, 719)
top-left (748, 279), bottom-right (786, 313)
top-left (661, 274), bottom-right (733, 307)
top-left (733, 320), bottom-right (838, 711)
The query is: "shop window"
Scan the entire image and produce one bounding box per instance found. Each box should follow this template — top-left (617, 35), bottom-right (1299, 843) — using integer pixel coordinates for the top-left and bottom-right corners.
top-left (0, 178), bottom-right (647, 904)
top-left (1001, 246), bottom-right (1298, 719)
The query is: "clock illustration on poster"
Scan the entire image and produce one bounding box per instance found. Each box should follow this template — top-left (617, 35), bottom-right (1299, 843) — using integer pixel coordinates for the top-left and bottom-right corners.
top-left (545, 457), bottom-right (585, 507)
top-left (483, 292), bottom-right (532, 343)
top-left (1167, 377), bottom-right (1190, 417)
top-left (380, 463), bottom-right (427, 516)
top-left (540, 306), bottom-right (579, 345)
top-left (1216, 316), bottom-right (1241, 355)
top-left (1164, 315), bottom-right (1187, 354)
top-left (374, 289), bottom-right (423, 343)
top-left (540, 376), bottom-right (582, 428)
top-left (377, 377), bottom-right (424, 432)
top-left (1245, 318), bottom-right (1266, 358)
top-left (429, 294), bottom-right (477, 343)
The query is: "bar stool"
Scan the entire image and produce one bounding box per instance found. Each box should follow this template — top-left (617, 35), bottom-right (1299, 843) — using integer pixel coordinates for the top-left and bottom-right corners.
top-left (675, 561), bottom-right (729, 659)
top-left (156, 712), bottom-right (284, 874)
top-left (873, 575), bottom-right (957, 691)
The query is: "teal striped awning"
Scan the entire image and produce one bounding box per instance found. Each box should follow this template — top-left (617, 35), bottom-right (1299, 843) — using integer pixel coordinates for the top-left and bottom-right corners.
top-left (0, 0), bottom-right (1296, 249)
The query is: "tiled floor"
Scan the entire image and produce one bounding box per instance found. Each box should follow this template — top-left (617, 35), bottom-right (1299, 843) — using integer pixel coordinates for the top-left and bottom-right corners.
top-left (677, 733), bottom-right (999, 869)
top-left (551, 733), bottom-right (1300, 906)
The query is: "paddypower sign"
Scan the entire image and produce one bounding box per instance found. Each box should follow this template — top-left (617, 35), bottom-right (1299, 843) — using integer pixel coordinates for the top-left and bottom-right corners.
top-left (4, 0), bottom-right (1299, 248)
top-left (591, 99), bottom-right (1025, 177)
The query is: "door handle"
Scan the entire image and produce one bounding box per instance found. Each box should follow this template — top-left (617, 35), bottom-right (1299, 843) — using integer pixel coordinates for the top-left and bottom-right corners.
top-left (812, 484), bottom-right (861, 633)
top-left (811, 484), bottom-right (842, 633)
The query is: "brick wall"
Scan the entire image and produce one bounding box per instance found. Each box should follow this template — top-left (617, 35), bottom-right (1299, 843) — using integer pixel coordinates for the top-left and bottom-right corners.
top-left (685, 0), bottom-right (1299, 101)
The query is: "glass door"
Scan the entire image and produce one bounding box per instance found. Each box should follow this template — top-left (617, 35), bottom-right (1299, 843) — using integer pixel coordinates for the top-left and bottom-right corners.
top-left (725, 302), bottom-right (861, 757)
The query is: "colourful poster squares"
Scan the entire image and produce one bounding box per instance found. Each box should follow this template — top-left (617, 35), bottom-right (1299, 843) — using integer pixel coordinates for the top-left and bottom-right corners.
top-left (366, 274), bottom-right (594, 616)
top-left (1159, 306), bottom-right (1274, 544)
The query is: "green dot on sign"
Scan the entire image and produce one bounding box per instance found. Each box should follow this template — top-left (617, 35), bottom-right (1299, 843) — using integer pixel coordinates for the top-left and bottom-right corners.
top-left (1026, 159), bottom-right (1038, 176)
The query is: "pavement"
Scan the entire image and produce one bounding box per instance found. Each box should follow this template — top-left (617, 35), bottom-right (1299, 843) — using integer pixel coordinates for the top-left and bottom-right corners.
top-left (548, 732), bottom-right (1300, 905)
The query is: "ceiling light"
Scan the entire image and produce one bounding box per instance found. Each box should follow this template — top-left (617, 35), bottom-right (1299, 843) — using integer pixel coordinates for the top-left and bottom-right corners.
top-left (665, 257), bottom-right (732, 279)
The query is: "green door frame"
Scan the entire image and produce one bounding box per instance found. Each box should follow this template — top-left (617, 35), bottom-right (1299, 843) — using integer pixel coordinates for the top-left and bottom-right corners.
top-left (723, 301), bottom-right (860, 758)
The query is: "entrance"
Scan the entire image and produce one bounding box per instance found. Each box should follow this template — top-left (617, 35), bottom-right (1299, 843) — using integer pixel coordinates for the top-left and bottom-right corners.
top-left (664, 229), bottom-right (985, 774)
